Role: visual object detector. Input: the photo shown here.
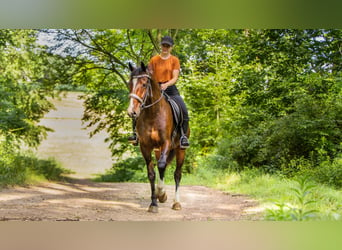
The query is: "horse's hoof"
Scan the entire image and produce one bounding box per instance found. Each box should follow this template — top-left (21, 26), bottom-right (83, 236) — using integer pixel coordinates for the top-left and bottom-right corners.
top-left (158, 192), bottom-right (167, 203)
top-left (148, 205), bottom-right (158, 213)
top-left (172, 202), bottom-right (182, 210)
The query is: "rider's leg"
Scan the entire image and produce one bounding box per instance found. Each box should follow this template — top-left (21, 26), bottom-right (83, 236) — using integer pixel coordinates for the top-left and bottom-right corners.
top-left (172, 95), bottom-right (190, 149)
top-left (180, 118), bottom-right (190, 148)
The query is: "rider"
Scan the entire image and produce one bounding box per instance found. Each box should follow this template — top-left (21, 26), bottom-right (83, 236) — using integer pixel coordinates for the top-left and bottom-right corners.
top-left (128, 35), bottom-right (190, 149)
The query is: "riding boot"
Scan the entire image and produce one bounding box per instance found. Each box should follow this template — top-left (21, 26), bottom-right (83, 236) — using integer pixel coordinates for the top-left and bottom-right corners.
top-left (128, 119), bottom-right (139, 146)
top-left (180, 119), bottom-right (190, 149)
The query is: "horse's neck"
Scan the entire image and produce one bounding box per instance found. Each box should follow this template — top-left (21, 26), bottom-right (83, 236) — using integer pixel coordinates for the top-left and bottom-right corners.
top-left (148, 81), bottom-right (162, 102)
top-left (144, 82), bottom-right (164, 113)
top-left (139, 83), bottom-right (172, 132)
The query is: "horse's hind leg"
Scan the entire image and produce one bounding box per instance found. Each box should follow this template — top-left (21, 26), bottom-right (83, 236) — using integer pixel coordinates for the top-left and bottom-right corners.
top-left (172, 149), bottom-right (185, 210)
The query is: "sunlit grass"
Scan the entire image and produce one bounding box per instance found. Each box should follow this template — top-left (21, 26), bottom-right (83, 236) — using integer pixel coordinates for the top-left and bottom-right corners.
top-left (0, 151), bottom-right (72, 188)
top-left (179, 166), bottom-right (342, 220)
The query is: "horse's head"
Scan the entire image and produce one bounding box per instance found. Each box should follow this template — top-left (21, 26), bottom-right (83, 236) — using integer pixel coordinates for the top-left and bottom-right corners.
top-left (127, 62), bottom-right (152, 118)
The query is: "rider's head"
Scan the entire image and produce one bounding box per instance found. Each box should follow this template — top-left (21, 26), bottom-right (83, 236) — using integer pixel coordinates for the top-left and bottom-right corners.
top-left (161, 36), bottom-right (174, 47)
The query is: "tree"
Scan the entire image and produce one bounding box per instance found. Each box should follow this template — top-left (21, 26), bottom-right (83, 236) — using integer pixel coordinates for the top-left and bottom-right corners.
top-left (215, 29), bottom-right (342, 170)
top-left (0, 29), bottom-right (59, 148)
top-left (174, 29), bottom-right (341, 171)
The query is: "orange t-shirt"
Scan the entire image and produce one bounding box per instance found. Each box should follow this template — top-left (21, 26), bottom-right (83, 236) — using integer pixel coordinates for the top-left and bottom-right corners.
top-left (148, 55), bottom-right (180, 83)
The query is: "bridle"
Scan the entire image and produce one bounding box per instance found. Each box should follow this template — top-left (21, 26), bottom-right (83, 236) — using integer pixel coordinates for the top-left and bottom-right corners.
top-left (129, 74), bottom-right (164, 110)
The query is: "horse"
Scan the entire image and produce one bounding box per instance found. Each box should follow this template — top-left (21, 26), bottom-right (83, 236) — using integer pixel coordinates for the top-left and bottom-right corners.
top-left (127, 62), bottom-right (190, 213)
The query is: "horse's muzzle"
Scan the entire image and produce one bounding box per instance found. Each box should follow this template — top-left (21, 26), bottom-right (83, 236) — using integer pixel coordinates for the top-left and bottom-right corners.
top-left (127, 108), bottom-right (139, 119)
top-left (127, 95), bottom-right (142, 118)
top-left (127, 110), bottom-right (135, 118)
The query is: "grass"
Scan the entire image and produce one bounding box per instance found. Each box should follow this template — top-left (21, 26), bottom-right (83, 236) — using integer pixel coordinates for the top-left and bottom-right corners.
top-left (0, 150), bottom-right (73, 188)
top-left (197, 168), bottom-right (342, 221)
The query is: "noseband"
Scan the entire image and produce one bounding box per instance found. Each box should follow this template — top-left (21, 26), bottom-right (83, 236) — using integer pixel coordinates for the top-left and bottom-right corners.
top-left (129, 74), bottom-right (163, 110)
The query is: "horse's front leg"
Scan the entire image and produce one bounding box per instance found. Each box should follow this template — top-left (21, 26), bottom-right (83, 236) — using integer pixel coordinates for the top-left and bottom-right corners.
top-left (155, 141), bottom-right (171, 203)
top-left (157, 140), bottom-right (171, 169)
top-left (147, 161), bottom-right (159, 213)
top-left (141, 146), bottom-right (158, 213)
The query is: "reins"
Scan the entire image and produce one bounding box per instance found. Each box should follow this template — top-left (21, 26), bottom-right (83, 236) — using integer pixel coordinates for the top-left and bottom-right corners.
top-left (141, 91), bottom-right (164, 109)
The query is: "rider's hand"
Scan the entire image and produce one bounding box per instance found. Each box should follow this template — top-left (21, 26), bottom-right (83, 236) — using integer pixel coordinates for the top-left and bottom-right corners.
top-left (160, 83), bottom-right (169, 91)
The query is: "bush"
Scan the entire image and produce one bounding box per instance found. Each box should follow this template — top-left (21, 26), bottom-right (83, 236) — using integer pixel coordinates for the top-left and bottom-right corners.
top-left (204, 138), bottom-right (241, 171)
top-left (95, 156), bottom-right (146, 182)
top-left (0, 156), bottom-right (29, 186)
top-left (265, 177), bottom-right (318, 221)
top-left (303, 156), bottom-right (342, 189)
top-left (15, 154), bottom-right (72, 181)
top-left (216, 82), bottom-right (342, 176)
top-left (0, 140), bottom-right (71, 187)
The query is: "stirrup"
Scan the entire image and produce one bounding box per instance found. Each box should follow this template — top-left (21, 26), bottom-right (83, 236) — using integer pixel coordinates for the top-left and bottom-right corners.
top-left (180, 135), bottom-right (189, 149)
top-left (128, 134), bottom-right (139, 146)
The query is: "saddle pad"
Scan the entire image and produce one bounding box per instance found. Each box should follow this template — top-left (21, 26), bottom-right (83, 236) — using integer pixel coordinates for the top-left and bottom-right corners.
top-left (163, 93), bottom-right (183, 146)
top-left (165, 95), bottom-right (183, 127)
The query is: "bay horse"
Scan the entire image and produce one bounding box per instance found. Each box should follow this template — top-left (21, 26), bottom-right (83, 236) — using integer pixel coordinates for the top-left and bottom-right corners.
top-left (127, 62), bottom-right (190, 213)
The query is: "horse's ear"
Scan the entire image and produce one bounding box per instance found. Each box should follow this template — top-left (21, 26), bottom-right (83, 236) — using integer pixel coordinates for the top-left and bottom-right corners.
top-left (128, 62), bottom-right (135, 72)
top-left (141, 62), bottom-right (147, 72)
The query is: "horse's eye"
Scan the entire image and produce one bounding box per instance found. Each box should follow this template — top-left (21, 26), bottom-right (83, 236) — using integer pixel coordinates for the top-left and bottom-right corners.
top-left (142, 84), bottom-right (147, 88)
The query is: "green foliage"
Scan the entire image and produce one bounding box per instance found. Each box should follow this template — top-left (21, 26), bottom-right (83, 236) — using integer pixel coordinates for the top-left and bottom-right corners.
top-left (265, 178), bottom-right (319, 221)
top-left (82, 87), bottom-right (132, 159)
top-left (225, 75), bottom-right (342, 172)
top-left (0, 80), bottom-right (54, 147)
top-left (94, 154), bottom-right (146, 182)
top-left (187, 30), bottom-right (342, 175)
top-left (180, 43), bottom-right (235, 152)
top-left (302, 154), bottom-right (342, 189)
top-left (0, 29), bottom-right (60, 148)
top-left (0, 140), bottom-right (71, 187)
top-left (0, 139), bottom-right (27, 186)
top-left (14, 155), bottom-right (73, 181)
top-left (0, 29), bottom-right (73, 186)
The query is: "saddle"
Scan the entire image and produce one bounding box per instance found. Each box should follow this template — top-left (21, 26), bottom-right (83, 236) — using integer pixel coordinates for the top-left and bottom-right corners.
top-left (163, 92), bottom-right (184, 145)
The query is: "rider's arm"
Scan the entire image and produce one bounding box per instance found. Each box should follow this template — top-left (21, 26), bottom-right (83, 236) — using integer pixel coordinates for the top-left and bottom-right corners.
top-left (160, 69), bottom-right (179, 90)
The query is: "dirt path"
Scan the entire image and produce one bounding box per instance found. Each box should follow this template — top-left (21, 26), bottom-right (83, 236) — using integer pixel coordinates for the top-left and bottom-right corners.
top-left (0, 92), bottom-right (259, 221)
top-left (0, 179), bottom-right (258, 221)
